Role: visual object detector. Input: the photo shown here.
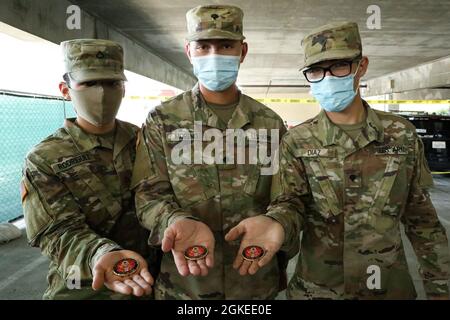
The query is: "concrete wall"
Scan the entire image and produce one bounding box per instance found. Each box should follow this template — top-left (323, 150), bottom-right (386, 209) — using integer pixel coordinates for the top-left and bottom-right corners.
top-left (0, 0), bottom-right (196, 90)
top-left (365, 55), bottom-right (450, 97)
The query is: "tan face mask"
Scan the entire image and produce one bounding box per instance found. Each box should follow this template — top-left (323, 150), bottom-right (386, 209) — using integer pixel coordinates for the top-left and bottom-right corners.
top-left (69, 85), bottom-right (124, 127)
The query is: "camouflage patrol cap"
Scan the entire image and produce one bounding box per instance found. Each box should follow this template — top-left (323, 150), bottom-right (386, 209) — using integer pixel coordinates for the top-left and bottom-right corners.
top-left (60, 39), bottom-right (127, 82)
top-left (186, 5), bottom-right (245, 41)
top-left (300, 21), bottom-right (362, 69)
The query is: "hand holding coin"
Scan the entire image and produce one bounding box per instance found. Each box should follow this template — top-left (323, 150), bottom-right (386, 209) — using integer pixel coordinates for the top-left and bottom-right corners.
top-left (162, 218), bottom-right (215, 277)
top-left (225, 215), bottom-right (285, 276)
top-left (92, 250), bottom-right (154, 297)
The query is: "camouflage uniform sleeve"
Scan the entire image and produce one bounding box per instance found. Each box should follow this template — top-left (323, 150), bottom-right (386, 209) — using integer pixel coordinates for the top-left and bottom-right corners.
top-left (22, 154), bottom-right (122, 280)
top-left (402, 136), bottom-right (450, 299)
top-left (132, 111), bottom-right (196, 247)
top-left (266, 133), bottom-right (305, 259)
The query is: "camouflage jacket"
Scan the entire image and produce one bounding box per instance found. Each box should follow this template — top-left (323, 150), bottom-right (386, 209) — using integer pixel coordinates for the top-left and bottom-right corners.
top-left (132, 84), bottom-right (299, 299)
top-left (22, 119), bottom-right (155, 300)
top-left (268, 101), bottom-right (450, 299)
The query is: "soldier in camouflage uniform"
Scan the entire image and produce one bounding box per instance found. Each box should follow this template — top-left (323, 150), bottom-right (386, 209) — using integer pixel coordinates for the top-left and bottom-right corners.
top-left (21, 39), bottom-right (159, 299)
top-left (267, 21), bottom-right (450, 299)
top-left (131, 5), bottom-right (299, 299)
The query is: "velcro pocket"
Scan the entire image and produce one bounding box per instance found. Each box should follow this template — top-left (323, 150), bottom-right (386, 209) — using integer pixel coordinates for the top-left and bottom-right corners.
top-left (168, 164), bottom-right (218, 208)
top-left (292, 148), bottom-right (341, 218)
top-left (56, 165), bottom-right (121, 231)
top-left (369, 156), bottom-right (402, 217)
top-left (243, 164), bottom-right (260, 195)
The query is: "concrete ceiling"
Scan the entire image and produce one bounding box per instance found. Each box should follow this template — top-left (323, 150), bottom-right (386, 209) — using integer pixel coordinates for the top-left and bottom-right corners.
top-left (69, 0), bottom-right (450, 93)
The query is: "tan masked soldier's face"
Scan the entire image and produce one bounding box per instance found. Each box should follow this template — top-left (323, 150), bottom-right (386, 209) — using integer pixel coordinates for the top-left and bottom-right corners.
top-left (60, 78), bottom-right (125, 127)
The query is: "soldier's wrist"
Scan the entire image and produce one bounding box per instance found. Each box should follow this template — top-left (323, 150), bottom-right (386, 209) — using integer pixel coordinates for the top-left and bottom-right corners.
top-left (89, 242), bottom-right (123, 273)
top-left (167, 211), bottom-right (199, 227)
top-left (264, 213), bottom-right (288, 242)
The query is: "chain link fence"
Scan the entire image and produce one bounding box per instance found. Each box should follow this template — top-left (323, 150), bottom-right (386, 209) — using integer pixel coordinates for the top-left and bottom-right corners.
top-left (0, 90), bottom-right (75, 223)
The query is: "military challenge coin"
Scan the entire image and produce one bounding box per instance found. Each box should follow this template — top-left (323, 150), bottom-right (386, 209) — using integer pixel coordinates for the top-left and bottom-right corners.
top-left (184, 245), bottom-right (208, 261)
top-left (242, 245), bottom-right (265, 261)
top-left (113, 258), bottom-right (139, 277)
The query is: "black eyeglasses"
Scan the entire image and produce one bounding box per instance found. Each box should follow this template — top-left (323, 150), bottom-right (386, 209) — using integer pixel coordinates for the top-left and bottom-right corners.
top-left (302, 60), bottom-right (358, 83)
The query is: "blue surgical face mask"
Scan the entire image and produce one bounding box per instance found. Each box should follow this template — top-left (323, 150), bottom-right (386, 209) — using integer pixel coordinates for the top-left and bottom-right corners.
top-left (192, 54), bottom-right (240, 91)
top-left (310, 63), bottom-right (360, 113)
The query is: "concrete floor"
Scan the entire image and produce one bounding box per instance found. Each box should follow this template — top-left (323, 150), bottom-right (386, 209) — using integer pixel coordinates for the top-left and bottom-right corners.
top-left (1, 176), bottom-right (449, 300)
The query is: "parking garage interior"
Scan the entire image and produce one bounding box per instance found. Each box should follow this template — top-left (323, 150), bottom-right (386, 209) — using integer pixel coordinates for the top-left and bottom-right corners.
top-left (0, 0), bottom-right (449, 300)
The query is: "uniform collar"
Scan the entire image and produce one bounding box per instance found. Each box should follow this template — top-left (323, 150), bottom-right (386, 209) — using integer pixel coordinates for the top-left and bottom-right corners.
top-left (113, 120), bottom-right (136, 159)
top-left (64, 118), bottom-right (135, 159)
top-left (316, 100), bottom-right (384, 148)
top-left (191, 83), bottom-right (252, 130)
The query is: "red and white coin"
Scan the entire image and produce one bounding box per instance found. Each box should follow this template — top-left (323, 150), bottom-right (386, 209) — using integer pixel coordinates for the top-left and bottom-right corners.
top-left (184, 245), bottom-right (208, 261)
top-left (242, 245), bottom-right (265, 261)
top-left (113, 258), bottom-right (139, 277)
